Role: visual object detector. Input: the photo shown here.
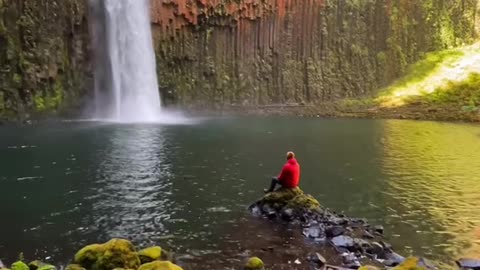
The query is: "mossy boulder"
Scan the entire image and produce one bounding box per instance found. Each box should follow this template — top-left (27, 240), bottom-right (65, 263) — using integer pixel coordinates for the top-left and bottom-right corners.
top-left (359, 266), bottom-right (380, 270)
top-left (73, 239), bottom-right (141, 270)
top-left (28, 261), bottom-right (55, 270)
top-left (64, 264), bottom-right (85, 270)
top-left (392, 257), bottom-right (427, 270)
top-left (244, 257), bottom-right (264, 270)
top-left (251, 187), bottom-right (321, 219)
top-left (137, 261), bottom-right (183, 270)
top-left (137, 247), bottom-right (163, 263)
top-left (11, 261), bottom-right (29, 270)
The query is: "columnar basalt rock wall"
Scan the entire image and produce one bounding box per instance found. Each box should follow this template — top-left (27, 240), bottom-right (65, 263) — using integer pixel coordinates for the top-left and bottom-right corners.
top-left (151, 0), bottom-right (478, 108)
top-left (0, 0), bottom-right (90, 120)
top-left (0, 0), bottom-right (477, 119)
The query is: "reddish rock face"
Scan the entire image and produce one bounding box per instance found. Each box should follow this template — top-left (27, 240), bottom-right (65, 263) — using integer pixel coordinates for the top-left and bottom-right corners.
top-left (151, 0), bottom-right (325, 31)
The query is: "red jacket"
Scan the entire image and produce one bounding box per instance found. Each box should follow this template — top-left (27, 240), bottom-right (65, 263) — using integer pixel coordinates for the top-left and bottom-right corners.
top-left (278, 158), bottom-right (300, 188)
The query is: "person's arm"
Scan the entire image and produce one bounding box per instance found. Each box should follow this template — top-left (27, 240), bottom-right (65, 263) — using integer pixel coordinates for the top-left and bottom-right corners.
top-left (277, 164), bottom-right (287, 182)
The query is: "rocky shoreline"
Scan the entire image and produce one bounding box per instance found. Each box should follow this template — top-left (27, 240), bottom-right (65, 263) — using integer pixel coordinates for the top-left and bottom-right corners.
top-left (0, 188), bottom-right (479, 270)
top-left (248, 187), bottom-right (480, 270)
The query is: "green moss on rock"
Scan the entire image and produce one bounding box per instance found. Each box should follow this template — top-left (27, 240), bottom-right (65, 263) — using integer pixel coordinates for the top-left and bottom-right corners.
top-left (359, 266), bottom-right (380, 270)
top-left (73, 239), bottom-right (140, 270)
top-left (244, 257), bottom-right (264, 270)
top-left (137, 247), bottom-right (163, 263)
top-left (74, 244), bottom-right (104, 268)
top-left (28, 261), bottom-right (55, 270)
top-left (137, 261), bottom-right (183, 270)
top-left (11, 261), bottom-right (29, 270)
top-left (392, 257), bottom-right (426, 270)
top-left (259, 187), bottom-right (321, 213)
top-left (64, 264), bottom-right (85, 270)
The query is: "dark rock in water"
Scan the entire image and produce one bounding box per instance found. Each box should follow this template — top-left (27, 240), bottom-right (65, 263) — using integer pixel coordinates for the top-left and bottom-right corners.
top-left (379, 241), bottom-right (393, 251)
top-left (331, 235), bottom-right (354, 248)
top-left (366, 242), bottom-right (384, 257)
top-left (326, 226), bottom-right (346, 237)
top-left (373, 225), bottom-right (384, 235)
top-left (382, 251), bottom-right (405, 267)
top-left (307, 252), bottom-right (327, 267)
top-left (457, 258), bottom-right (480, 270)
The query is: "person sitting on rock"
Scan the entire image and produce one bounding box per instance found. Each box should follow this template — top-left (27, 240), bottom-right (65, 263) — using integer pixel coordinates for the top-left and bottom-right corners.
top-left (264, 151), bottom-right (301, 193)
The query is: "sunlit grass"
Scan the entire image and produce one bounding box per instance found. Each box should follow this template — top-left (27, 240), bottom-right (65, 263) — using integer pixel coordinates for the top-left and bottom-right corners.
top-left (377, 42), bottom-right (480, 108)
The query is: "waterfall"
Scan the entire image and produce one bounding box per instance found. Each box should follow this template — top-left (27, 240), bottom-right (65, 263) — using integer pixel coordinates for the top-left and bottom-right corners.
top-left (90, 0), bottom-right (162, 122)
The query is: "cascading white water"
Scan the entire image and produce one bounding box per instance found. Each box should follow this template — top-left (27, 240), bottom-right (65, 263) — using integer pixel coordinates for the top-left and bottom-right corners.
top-left (91, 0), bottom-right (162, 122)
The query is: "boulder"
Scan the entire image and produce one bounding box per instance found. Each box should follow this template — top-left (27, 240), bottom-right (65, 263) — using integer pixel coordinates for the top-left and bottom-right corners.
top-left (250, 187), bottom-right (321, 219)
top-left (391, 257), bottom-right (431, 270)
top-left (244, 257), bottom-right (264, 270)
top-left (73, 239), bottom-right (141, 270)
top-left (28, 261), bottom-right (55, 270)
top-left (138, 261), bottom-right (183, 270)
top-left (358, 266), bottom-right (380, 270)
top-left (137, 247), bottom-right (163, 263)
top-left (64, 265), bottom-right (86, 270)
top-left (331, 235), bottom-right (354, 248)
top-left (457, 258), bottom-right (480, 270)
top-left (11, 262), bottom-right (29, 270)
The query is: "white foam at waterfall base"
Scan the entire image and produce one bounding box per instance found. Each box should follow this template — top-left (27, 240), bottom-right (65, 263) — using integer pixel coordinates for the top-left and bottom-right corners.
top-left (91, 0), bottom-right (187, 124)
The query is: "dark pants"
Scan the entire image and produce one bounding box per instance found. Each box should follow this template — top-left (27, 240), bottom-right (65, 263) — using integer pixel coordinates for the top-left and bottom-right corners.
top-left (266, 177), bottom-right (281, 192)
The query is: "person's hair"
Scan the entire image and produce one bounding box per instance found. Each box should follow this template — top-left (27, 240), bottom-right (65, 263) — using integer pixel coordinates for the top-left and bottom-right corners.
top-left (286, 151), bottom-right (295, 160)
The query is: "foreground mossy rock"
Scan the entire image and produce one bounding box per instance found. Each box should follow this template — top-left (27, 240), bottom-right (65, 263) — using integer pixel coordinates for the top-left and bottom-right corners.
top-left (137, 247), bottom-right (163, 263)
top-left (252, 187), bottom-right (321, 218)
top-left (358, 266), bottom-right (380, 270)
top-left (392, 257), bottom-right (428, 270)
top-left (28, 261), bottom-right (55, 270)
top-left (244, 257), bottom-right (264, 270)
top-left (137, 261), bottom-right (183, 270)
top-left (65, 265), bottom-right (86, 270)
top-left (74, 239), bottom-right (141, 270)
top-left (11, 262), bottom-right (29, 270)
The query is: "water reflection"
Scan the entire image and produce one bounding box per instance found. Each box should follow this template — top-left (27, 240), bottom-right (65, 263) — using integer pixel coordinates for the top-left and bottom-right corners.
top-left (380, 120), bottom-right (480, 261)
top-left (90, 125), bottom-right (174, 245)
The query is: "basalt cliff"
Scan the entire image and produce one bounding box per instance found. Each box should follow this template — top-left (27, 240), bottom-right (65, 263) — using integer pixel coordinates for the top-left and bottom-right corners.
top-left (0, 0), bottom-right (478, 120)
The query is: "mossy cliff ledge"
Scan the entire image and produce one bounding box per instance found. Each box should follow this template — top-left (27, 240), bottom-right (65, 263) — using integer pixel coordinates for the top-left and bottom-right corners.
top-left (0, 0), bottom-right (90, 122)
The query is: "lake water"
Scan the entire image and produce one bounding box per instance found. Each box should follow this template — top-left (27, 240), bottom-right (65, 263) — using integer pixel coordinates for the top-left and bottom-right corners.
top-left (1, 118), bottom-right (480, 268)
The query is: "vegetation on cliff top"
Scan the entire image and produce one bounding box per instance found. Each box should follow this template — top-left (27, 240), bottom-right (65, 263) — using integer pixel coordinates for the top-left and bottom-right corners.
top-left (377, 42), bottom-right (480, 110)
